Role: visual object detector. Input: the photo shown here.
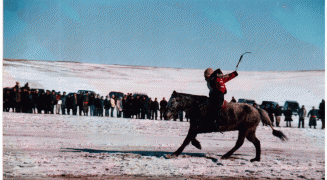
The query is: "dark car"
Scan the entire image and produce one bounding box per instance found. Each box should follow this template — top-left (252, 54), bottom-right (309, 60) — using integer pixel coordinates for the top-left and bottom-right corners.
top-left (67, 92), bottom-right (75, 98)
top-left (260, 101), bottom-right (279, 109)
top-left (77, 90), bottom-right (96, 96)
top-left (238, 98), bottom-right (256, 105)
top-left (284, 101), bottom-right (300, 115)
top-left (132, 93), bottom-right (149, 100)
top-left (109, 91), bottom-right (125, 99)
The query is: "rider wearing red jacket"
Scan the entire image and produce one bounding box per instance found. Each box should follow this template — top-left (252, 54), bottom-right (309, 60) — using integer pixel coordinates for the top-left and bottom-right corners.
top-left (204, 68), bottom-right (238, 128)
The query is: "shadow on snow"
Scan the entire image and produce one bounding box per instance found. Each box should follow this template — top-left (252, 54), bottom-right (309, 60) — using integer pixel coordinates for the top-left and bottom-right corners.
top-left (61, 148), bottom-right (249, 164)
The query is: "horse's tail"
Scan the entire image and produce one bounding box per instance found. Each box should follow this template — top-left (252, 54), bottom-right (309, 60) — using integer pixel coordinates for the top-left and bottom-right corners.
top-left (257, 108), bottom-right (288, 141)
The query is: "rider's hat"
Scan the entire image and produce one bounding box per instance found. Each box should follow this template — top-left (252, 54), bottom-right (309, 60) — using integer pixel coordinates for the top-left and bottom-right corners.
top-left (204, 68), bottom-right (214, 78)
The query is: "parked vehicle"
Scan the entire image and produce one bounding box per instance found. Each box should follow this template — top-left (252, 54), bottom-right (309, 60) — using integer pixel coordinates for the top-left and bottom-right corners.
top-left (283, 101), bottom-right (300, 115)
top-left (109, 91), bottom-right (125, 99)
top-left (260, 101), bottom-right (279, 109)
top-left (77, 90), bottom-right (96, 95)
top-left (67, 92), bottom-right (75, 98)
top-left (238, 98), bottom-right (256, 105)
top-left (133, 93), bottom-right (149, 100)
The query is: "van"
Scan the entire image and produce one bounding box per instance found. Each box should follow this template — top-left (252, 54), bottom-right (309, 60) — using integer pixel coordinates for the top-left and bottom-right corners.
top-left (260, 101), bottom-right (279, 109)
top-left (109, 91), bottom-right (125, 99)
top-left (284, 101), bottom-right (300, 115)
top-left (77, 90), bottom-right (96, 95)
top-left (133, 93), bottom-right (149, 100)
top-left (238, 98), bottom-right (256, 105)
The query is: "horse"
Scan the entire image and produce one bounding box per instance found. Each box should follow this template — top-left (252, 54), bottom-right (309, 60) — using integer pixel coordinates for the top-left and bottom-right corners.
top-left (165, 91), bottom-right (288, 162)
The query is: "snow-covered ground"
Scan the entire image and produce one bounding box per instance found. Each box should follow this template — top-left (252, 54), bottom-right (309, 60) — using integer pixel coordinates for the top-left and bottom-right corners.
top-left (3, 112), bottom-right (325, 179)
top-left (2, 59), bottom-right (325, 179)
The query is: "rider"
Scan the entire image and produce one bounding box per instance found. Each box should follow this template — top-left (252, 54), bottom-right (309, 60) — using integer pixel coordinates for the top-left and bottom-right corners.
top-left (204, 68), bottom-right (238, 129)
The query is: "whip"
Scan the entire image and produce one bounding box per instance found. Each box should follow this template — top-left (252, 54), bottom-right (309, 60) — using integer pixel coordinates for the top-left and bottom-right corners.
top-left (235, 52), bottom-right (251, 71)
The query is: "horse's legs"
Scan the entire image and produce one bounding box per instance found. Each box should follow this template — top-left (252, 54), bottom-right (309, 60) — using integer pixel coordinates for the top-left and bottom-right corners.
top-left (246, 130), bottom-right (261, 162)
top-left (221, 130), bottom-right (247, 159)
top-left (172, 128), bottom-right (198, 157)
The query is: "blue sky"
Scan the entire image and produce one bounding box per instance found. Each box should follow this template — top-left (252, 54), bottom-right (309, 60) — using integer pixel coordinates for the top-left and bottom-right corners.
top-left (3, 0), bottom-right (325, 71)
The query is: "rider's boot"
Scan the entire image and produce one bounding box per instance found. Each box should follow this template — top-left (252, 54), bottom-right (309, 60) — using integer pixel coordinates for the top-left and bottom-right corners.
top-left (208, 104), bottom-right (221, 131)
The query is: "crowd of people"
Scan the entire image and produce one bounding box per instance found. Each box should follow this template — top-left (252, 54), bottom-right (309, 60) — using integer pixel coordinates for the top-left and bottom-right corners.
top-left (231, 97), bottom-right (325, 129)
top-left (3, 82), bottom-right (325, 128)
top-left (3, 82), bottom-right (172, 121)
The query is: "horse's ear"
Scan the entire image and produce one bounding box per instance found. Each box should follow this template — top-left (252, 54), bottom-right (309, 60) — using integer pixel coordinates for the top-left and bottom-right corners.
top-left (173, 90), bottom-right (176, 95)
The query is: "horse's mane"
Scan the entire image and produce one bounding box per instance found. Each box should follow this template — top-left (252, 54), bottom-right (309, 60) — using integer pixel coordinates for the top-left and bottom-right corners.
top-left (174, 92), bottom-right (208, 103)
top-left (174, 92), bottom-right (208, 99)
top-left (176, 92), bottom-right (208, 98)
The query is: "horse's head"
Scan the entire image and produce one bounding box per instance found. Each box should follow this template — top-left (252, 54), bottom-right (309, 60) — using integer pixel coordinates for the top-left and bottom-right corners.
top-left (165, 91), bottom-right (184, 120)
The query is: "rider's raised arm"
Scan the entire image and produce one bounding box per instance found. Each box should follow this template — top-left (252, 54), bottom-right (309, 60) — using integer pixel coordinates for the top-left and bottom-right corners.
top-left (222, 71), bottom-right (238, 83)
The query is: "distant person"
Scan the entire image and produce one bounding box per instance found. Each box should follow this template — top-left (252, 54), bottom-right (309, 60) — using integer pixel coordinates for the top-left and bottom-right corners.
top-left (160, 97), bottom-right (168, 120)
top-left (110, 95), bottom-right (116, 117)
top-left (284, 107), bottom-right (293, 127)
top-left (122, 96), bottom-right (128, 118)
top-left (15, 89), bottom-right (22, 113)
top-left (99, 96), bottom-right (104, 117)
top-left (38, 91), bottom-right (46, 114)
top-left (50, 90), bottom-right (57, 114)
top-left (89, 93), bottom-right (95, 116)
top-left (11, 88), bottom-right (18, 112)
top-left (26, 90), bottom-right (34, 113)
top-left (66, 94), bottom-right (72, 115)
top-left (78, 92), bottom-right (84, 116)
top-left (3, 89), bottom-right (11, 112)
top-left (94, 94), bottom-right (99, 116)
top-left (23, 82), bottom-right (30, 91)
top-left (104, 96), bottom-right (111, 117)
top-left (319, 100), bottom-right (325, 129)
top-left (13, 81), bottom-right (20, 90)
top-left (135, 96), bottom-right (141, 119)
top-left (151, 98), bottom-right (159, 120)
top-left (308, 107), bottom-right (318, 129)
top-left (21, 88), bottom-right (28, 113)
top-left (33, 89), bottom-right (41, 114)
top-left (274, 105), bottom-right (283, 127)
top-left (298, 105), bottom-right (307, 128)
top-left (128, 96), bottom-right (135, 118)
top-left (71, 93), bottom-right (78, 115)
top-left (230, 97), bottom-right (236, 103)
top-left (83, 92), bottom-right (89, 116)
top-left (32, 90), bottom-right (39, 114)
top-left (55, 92), bottom-right (62, 114)
top-left (44, 90), bottom-right (52, 114)
top-left (61, 92), bottom-right (67, 115)
top-left (141, 97), bottom-right (148, 119)
top-left (116, 97), bottom-right (123, 118)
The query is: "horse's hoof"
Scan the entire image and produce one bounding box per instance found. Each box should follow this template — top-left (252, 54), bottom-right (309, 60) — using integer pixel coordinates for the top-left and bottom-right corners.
top-left (165, 154), bottom-right (178, 159)
top-left (191, 140), bottom-right (202, 150)
top-left (221, 155), bottom-right (229, 159)
top-left (250, 158), bottom-right (260, 162)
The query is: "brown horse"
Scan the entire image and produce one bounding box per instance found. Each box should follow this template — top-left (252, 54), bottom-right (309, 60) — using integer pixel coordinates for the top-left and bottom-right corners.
top-left (165, 91), bottom-right (288, 162)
